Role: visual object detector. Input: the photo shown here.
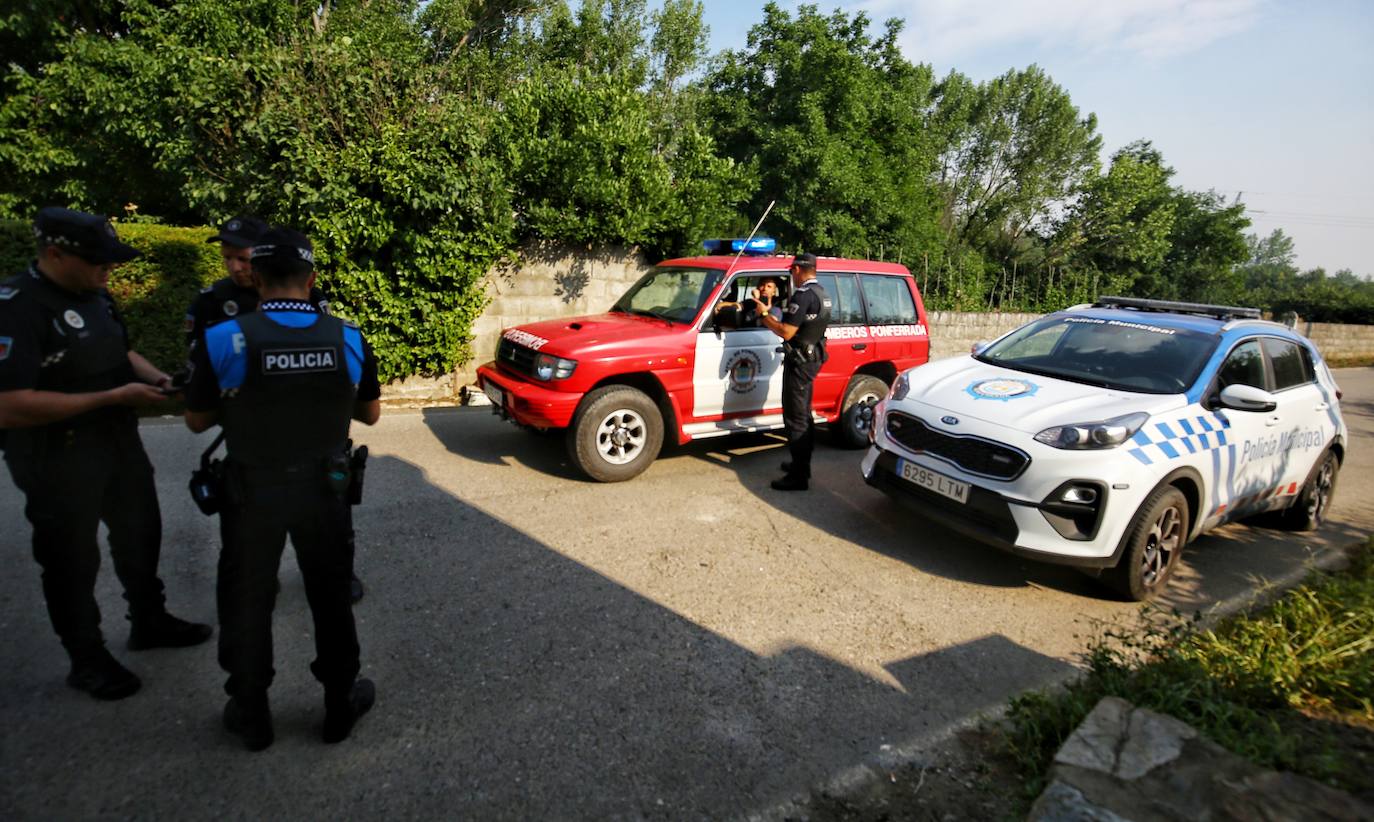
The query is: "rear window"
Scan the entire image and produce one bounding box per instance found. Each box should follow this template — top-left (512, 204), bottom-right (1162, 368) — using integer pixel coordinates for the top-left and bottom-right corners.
top-left (815, 273), bottom-right (866, 325)
top-left (1263, 338), bottom-right (1314, 390)
top-left (977, 314), bottom-right (1217, 394)
top-left (859, 274), bottom-right (917, 325)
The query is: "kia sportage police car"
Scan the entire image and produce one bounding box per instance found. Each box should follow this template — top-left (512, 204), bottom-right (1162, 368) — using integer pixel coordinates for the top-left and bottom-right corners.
top-left (862, 297), bottom-right (1346, 600)
top-left (476, 239), bottom-right (931, 482)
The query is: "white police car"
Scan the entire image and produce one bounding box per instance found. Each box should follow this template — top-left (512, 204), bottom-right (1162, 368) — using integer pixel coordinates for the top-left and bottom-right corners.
top-left (861, 297), bottom-right (1346, 600)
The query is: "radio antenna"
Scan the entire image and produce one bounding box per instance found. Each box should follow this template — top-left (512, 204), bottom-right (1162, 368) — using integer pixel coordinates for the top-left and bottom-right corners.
top-left (725, 199), bottom-right (776, 278)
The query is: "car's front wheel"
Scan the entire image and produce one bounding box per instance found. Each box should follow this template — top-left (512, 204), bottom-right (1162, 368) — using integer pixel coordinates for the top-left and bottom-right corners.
top-left (1104, 485), bottom-right (1189, 601)
top-left (1279, 449), bottom-right (1339, 531)
top-left (567, 386), bottom-right (664, 482)
top-left (832, 374), bottom-right (889, 449)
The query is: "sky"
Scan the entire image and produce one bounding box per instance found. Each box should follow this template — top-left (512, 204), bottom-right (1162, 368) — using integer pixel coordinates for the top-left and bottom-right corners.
top-left (693, 0), bottom-right (1374, 276)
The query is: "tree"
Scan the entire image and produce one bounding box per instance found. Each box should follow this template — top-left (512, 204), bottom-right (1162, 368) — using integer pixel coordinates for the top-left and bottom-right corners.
top-left (1161, 190), bottom-right (1249, 304)
top-left (701, 3), bottom-right (943, 259)
top-left (1052, 140), bottom-right (1175, 296)
top-left (932, 65), bottom-right (1101, 255)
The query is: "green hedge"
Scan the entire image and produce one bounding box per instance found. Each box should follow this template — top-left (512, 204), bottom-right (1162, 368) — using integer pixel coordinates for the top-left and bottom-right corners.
top-left (1, 220), bottom-right (222, 372)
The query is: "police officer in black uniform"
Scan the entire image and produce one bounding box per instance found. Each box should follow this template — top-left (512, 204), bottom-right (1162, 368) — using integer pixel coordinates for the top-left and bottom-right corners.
top-left (184, 228), bottom-right (379, 751)
top-left (0, 207), bottom-right (212, 701)
top-left (186, 215), bottom-right (365, 605)
top-left (753, 252), bottom-right (831, 491)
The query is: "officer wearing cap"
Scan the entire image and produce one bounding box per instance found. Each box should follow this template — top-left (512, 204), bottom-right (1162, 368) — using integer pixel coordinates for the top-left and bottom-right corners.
top-left (184, 227), bottom-right (380, 751)
top-left (187, 215), bottom-right (366, 605)
top-left (185, 215), bottom-right (332, 348)
top-left (0, 207), bottom-right (212, 701)
top-left (753, 252), bottom-right (831, 491)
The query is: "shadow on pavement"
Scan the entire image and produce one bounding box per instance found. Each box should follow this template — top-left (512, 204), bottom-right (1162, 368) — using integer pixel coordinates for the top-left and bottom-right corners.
top-left (0, 451), bottom-right (1074, 819)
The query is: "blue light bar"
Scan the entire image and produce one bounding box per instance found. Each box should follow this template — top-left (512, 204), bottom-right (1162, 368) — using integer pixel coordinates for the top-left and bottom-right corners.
top-left (702, 237), bottom-right (777, 255)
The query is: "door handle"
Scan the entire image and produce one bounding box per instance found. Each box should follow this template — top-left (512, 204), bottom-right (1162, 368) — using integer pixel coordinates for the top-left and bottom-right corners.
top-left (851, 343), bottom-right (867, 351)
top-left (775, 346), bottom-right (785, 353)
top-left (1315, 403), bottom-right (1329, 411)
top-left (1265, 415), bottom-right (1281, 427)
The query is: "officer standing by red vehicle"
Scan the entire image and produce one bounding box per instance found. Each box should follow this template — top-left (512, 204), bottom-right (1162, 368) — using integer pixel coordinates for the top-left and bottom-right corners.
top-left (184, 227), bottom-right (379, 751)
top-left (186, 215), bottom-right (365, 605)
top-left (0, 207), bottom-right (212, 700)
top-left (754, 252), bottom-right (831, 491)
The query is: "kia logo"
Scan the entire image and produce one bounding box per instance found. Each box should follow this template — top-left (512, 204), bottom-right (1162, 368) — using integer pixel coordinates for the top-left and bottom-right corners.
top-left (941, 415), bottom-right (959, 426)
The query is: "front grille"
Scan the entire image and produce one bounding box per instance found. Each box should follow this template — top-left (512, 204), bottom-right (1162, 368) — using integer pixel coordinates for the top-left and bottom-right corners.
top-left (886, 411), bottom-right (1029, 480)
top-left (497, 337), bottom-right (537, 377)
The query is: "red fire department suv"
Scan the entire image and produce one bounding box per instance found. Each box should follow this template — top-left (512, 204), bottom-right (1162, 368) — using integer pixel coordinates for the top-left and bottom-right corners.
top-left (476, 241), bottom-right (931, 481)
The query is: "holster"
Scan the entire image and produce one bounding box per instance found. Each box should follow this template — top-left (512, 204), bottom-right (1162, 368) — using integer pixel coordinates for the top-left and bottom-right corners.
top-left (347, 444), bottom-right (368, 506)
top-left (785, 340), bottom-right (827, 366)
top-left (189, 431), bottom-right (227, 515)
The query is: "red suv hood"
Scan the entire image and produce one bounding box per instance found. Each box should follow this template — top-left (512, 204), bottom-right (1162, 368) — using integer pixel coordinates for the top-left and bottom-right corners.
top-left (503, 311), bottom-right (685, 356)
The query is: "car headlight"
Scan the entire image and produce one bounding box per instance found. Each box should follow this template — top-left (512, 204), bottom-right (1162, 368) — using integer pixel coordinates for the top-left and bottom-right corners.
top-left (1034, 412), bottom-right (1149, 450)
top-left (889, 370), bottom-right (912, 401)
top-left (533, 354), bottom-right (577, 381)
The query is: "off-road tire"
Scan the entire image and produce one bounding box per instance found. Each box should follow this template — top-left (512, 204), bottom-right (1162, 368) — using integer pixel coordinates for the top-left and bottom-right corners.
top-left (567, 386), bottom-right (664, 482)
top-left (1278, 449), bottom-right (1339, 531)
top-left (832, 374), bottom-right (889, 449)
top-left (1103, 485), bottom-right (1189, 601)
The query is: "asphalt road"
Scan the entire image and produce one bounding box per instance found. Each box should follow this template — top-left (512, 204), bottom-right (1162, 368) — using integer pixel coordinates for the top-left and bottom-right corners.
top-left (2, 368), bottom-right (1371, 819)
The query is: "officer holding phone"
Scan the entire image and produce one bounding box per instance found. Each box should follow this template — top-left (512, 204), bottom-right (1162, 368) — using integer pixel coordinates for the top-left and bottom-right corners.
top-left (184, 227), bottom-right (380, 751)
top-left (0, 207), bottom-right (212, 701)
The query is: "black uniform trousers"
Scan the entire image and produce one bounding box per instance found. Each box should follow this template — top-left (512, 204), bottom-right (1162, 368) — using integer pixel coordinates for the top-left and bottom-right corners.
top-left (4, 418), bottom-right (166, 662)
top-left (217, 462), bottom-right (359, 704)
top-left (782, 359), bottom-right (823, 479)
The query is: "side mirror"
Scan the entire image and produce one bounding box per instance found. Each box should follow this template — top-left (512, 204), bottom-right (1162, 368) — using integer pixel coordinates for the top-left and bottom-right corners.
top-left (1219, 383), bottom-right (1277, 413)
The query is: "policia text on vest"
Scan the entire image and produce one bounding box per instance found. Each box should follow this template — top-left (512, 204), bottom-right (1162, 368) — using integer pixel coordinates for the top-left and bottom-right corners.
top-left (183, 227), bottom-right (381, 751)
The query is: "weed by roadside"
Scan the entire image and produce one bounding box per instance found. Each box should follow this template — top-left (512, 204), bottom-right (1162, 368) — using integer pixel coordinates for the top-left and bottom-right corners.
top-left (1000, 537), bottom-right (1374, 808)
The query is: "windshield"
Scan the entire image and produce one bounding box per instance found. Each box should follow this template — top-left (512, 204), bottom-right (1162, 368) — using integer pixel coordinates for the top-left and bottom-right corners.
top-left (612, 266), bottom-right (722, 324)
top-left (975, 314), bottom-right (1218, 394)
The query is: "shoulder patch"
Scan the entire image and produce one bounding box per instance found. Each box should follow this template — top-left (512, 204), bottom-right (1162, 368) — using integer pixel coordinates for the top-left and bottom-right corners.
top-left (0, 285), bottom-right (17, 300)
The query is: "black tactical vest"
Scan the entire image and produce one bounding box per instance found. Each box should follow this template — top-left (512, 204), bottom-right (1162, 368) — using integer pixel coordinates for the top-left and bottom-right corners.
top-left (219, 311), bottom-right (356, 468)
top-left (1, 269), bottom-right (136, 451)
top-left (790, 281), bottom-right (832, 346)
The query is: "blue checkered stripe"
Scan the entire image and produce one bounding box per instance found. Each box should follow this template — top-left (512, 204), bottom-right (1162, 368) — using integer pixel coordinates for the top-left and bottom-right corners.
top-left (1127, 413), bottom-right (1231, 465)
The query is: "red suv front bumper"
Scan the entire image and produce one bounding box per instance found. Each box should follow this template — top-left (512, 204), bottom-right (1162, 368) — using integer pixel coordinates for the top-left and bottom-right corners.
top-left (476, 363), bottom-right (583, 429)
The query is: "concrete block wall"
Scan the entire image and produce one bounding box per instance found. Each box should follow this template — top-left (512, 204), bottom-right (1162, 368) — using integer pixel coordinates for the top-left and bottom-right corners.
top-left (1303, 321), bottom-right (1374, 362)
top-left (925, 310), bottom-right (1042, 361)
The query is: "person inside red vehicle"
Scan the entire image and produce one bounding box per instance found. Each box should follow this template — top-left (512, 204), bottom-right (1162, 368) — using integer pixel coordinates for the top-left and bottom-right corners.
top-left (714, 277), bottom-right (784, 328)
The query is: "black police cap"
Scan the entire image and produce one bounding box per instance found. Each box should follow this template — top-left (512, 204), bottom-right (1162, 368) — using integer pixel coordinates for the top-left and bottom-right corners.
top-left (207, 215), bottom-right (269, 248)
top-left (791, 252), bottom-right (817, 270)
top-left (33, 207), bottom-right (140, 264)
top-left (251, 228), bottom-right (315, 268)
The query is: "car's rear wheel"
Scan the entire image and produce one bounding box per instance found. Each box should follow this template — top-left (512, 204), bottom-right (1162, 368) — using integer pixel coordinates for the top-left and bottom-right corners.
top-left (832, 374), bottom-right (889, 449)
top-left (567, 386), bottom-right (664, 482)
top-left (1279, 449), bottom-right (1339, 531)
top-left (1103, 485), bottom-right (1189, 601)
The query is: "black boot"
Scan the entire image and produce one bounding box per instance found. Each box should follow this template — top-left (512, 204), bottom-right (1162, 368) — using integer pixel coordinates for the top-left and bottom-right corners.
top-left (770, 474), bottom-right (809, 491)
top-left (67, 649), bottom-right (141, 701)
top-left (322, 679), bottom-right (376, 744)
top-left (223, 696), bottom-right (274, 752)
top-left (128, 612), bottom-right (213, 650)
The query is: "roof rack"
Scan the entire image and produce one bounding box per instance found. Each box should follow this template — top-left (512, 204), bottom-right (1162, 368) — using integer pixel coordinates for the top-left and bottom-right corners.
top-left (1094, 296), bottom-right (1261, 321)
